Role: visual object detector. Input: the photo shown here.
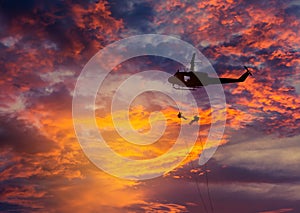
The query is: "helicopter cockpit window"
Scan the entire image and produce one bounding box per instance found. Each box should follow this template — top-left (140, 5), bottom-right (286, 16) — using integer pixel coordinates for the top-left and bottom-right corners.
top-left (184, 76), bottom-right (190, 82)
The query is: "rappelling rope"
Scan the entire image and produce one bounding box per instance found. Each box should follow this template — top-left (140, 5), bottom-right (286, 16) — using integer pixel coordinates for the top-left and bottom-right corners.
top-left (179, 89), bottom-right (214, 213)
top-left (178, 89), bottom-right (209, 213)
top-left (182, 137), bottom-right (209, 213)
top-left (199, 134), bottom-right (214, 213)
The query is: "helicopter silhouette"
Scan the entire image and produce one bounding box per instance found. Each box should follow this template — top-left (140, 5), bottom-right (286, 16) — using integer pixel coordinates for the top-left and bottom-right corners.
top-left (168, 53), bottom-right (252, 90)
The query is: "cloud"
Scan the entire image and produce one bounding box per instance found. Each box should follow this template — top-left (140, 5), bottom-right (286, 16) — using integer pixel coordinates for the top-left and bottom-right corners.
top-left (146, 0), bottom-right (300, 140)
top-left (1, 0), bottom-right (300, 212)
top-left (125, 201), bottom-right (188, 213)
top-left (259, 208), bottom-right (293, 213)
top-left (137, 167), bottom-right (300, 213)
top-left (0, 116), bottom-right (57, 154)
top-left (109, 0), bottom-right (155, 34)
top-left (213, 132), bottom-right (300, 178)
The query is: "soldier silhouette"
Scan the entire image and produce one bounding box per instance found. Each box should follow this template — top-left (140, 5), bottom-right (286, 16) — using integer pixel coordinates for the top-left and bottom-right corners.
top-left (177, 112), bottom-right (187, 120)
top-left (189, 115), bottom-right (199, 125)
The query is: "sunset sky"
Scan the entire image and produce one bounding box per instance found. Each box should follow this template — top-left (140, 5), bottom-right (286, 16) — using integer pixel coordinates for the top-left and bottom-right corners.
top-left (1, 0), bottom-right (300, 212)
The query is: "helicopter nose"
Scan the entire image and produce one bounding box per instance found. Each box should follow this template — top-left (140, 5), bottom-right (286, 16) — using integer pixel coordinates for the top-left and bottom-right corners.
top-left (168, 76), bottom-right (177, 84)
top-left (168, 76), bottom-right (185, 86)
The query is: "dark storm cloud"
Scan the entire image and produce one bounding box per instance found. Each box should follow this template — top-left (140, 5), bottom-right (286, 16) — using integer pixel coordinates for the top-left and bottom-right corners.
top-left (285, 5), bottom-right (300, 18)
top-left (109, 0), bottom-right (155, 33)
top-left (28, 83), bottom-right (72, 113)
top-left (173, 159), bottom-right (300, 186)
top-left (0, 177), bottom-right (47, 210)
top-left (0, 116), bottom-right (57, 154)
top-left (142, 148), bottom-right (300, 213)
top-left (0, 0), bottom-right (69, 37)
top-left (0, 202), bottom-right (38, 212)
top-left (0, 0), bottom-right (36, 20)
top-left (0, 0), bottom-right (123, 67)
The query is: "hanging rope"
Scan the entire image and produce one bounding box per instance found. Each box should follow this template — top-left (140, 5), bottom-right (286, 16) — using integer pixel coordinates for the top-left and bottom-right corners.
top-left (177, 89), bottom-right (210, 213)
top-left (199, 134), bottom-right (214, 213)
top-left (182, 138), bottom-right (209, 213)
top-left (178, 89), bottom-right (214, 213)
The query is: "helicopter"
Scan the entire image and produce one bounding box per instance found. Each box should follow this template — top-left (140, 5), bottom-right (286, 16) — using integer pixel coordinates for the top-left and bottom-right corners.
top-left (168, 53), bottom-right (252, 89)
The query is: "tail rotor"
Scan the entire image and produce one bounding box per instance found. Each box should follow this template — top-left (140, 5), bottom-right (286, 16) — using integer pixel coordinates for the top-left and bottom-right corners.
top-left (244, 66), bottom-right (253, 76)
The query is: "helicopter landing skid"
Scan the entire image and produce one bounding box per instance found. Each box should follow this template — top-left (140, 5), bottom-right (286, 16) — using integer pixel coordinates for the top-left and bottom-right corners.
top-left (172, 84), bottom-right (197, 90)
